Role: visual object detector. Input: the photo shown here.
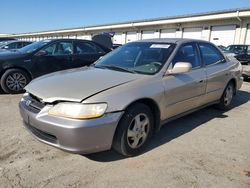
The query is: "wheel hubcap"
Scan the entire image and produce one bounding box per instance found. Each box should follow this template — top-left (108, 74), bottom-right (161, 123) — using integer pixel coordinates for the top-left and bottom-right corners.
top-left (224, 85), bottom-right (233, 106)
top-left (127, 113), bottom-right (150, 149)
top-left (6, 73), bottom-right (27, 91)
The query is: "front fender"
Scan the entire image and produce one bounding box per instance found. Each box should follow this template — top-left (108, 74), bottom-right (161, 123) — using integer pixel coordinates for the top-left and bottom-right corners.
top-left (83, 76), bottom-right (165, 119)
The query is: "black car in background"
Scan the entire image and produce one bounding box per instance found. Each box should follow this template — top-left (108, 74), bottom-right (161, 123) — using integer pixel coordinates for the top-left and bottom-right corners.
top-left (0, 39), bottom-right (111, 94)
top-left (217, 45), bottom-right (226, 51)
top-left (0, 40), bottom-right (32, 50)
top-left (223, 44), bottom-right (250, 64)
top-left (0, 37), bottom-right (15, 42)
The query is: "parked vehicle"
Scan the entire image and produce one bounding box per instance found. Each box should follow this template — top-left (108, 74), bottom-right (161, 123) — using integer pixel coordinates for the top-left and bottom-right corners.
top-left (0, 39), bottom-right (111, 94)
top-left (19, 39), bottom-right (243, 157)
top-left (217, 45), bottom-right (226, 50)
top-left (223, 44), bottom-right (250, 64)
top-left (0, 40), bottom-right (32, 50)
top-left (0, 37), bottom-right (15, 42)
top-left (242, 64), bottom-right (250, 79)
top-left (112, 44), bottom-right (122, 49)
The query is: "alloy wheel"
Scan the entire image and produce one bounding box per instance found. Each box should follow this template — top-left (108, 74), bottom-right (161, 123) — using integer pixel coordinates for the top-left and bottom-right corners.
top-left (127, 113), bottom-right (150, 149)
top-left (224, 84), bottom-right (233, 106)
top-left (6, 73), bottom-right (27, 91)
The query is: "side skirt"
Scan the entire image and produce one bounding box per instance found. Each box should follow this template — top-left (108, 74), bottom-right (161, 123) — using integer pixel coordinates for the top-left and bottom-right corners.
top-left (159, 100), bottom-right (220, 128)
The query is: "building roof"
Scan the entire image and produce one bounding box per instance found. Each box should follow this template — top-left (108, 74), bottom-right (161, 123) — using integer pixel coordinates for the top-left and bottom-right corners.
top-left (3, 7), bottom-right (250, 37)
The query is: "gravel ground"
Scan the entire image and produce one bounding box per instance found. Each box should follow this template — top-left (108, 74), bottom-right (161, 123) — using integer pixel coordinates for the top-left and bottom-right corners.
top-left (0, 82), bottom-right (250, 188)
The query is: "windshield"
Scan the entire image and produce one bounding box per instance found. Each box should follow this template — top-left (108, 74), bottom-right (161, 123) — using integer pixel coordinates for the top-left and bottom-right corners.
top-left (224, 45), bottom-right (247, 53)
top-left (18, 40), bottom-right (51, 53)
top-left (95, 42), bottom-right (175, 75)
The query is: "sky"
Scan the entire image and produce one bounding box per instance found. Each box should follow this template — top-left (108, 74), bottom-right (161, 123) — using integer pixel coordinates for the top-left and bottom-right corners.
top-left (0, 0), bottom-right (250, 34)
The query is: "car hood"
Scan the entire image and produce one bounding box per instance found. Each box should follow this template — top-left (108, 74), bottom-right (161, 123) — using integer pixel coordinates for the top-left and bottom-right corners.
top-left (25, 67), bottom-right (144, 103)
top-left (0, 50), bottom-right (27, 61)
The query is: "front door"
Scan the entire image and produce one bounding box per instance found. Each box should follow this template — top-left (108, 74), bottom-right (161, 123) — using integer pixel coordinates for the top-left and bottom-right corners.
top-left (162, 42), bottom-right (207, 119)
top-left (31, 41), bottom-right (73, 78)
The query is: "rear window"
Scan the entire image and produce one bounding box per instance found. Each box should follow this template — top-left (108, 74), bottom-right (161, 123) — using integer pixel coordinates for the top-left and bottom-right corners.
top-left (199, 43), bottom-right (225, 65)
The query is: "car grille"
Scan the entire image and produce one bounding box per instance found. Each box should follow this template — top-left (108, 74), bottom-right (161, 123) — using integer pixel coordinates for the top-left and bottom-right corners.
top-left (25, 94), bottom-right (45, 113)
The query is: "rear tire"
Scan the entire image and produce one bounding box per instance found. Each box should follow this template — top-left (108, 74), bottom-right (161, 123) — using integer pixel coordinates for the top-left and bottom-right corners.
top-left (216, 82), bottom-right (235, 110)
top-left (0, 69), bottom-right (30, 94)
top-left (112, 103), bottom-right (154, 157)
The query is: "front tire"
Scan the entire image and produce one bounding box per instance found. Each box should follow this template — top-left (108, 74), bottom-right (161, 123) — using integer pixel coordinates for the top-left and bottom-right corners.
top-left (113, 103), bottom-right (154, 156)
top-left (0, 69), bottom-right (30, 94)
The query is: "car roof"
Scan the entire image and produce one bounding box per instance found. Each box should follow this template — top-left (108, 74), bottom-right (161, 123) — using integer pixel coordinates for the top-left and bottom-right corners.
top-left (43, 38), bottom-right (91, 42)
top-left (228, 44), bottom-right (249, 47)
top-left (8, 40), bottom-right (28, 43)
top-left (136, 38), bottom-right (210, 44)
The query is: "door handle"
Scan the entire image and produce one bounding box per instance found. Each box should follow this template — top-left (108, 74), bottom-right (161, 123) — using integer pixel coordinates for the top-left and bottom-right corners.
top-left (197, 80), bottom-right (205, 83)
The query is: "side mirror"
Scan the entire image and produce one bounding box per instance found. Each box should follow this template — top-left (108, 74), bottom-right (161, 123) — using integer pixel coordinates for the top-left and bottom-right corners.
top-left (167, 62), bottom-right (192, 75)
top-left (35, 50), bottom-right (48, 57)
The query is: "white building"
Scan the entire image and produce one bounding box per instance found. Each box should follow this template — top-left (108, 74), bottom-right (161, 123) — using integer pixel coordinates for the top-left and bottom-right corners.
top-left (2, 8), bottom-right (250, 46)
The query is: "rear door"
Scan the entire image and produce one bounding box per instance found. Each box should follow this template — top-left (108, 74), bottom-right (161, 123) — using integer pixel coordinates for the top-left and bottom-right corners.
top-left (30, 41), bottom-right (73, 77)
top-left (72, 41), bottom-right (107, 68)
top-left (198, 42), bottom-right (229, 104)
top-left (163, 42), bottom-right (206, 119)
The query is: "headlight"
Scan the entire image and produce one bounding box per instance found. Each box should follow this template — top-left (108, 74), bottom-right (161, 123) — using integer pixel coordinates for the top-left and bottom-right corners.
top-left (48, 102), bottom-right (107, 119)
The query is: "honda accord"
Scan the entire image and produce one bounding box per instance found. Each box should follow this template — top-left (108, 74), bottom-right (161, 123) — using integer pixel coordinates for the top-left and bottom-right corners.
top-left (19, 39), bottom-right (243, 156)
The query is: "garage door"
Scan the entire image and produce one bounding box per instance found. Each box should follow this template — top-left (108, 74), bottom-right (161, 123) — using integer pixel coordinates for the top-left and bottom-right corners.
top-left (183, 27), bottom-right (202, 39)
top-left (76, 35), bottom-right (84, 39)
top-left (82, 35), bottom-right (92, 40)
top-left (68, 35), bottom-right (76, 39)
top-left (210, 25), bottom-right (236, 47)
top-left (113, 33), bottom-right (123, 44)
top-left (126, 32), bottom-right (138, 43)
top-left (245, 24), bottom-right (250, 45)
top-left (160, 29), bottom-right (176, 38)
top-left (142, 30), bottom-right (156, 39)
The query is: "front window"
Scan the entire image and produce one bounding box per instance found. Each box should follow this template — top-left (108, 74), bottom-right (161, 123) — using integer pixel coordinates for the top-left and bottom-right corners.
top-left (42, 41), bottom-right (73, 55)
top-left (172, 43), bottom-right (200, 68)
top-left (19, 40), bottom-right (51, 54)
top-left (0, 41), bottom-right (13, 48)
top-left (95, 42), bottom-right (175, 75)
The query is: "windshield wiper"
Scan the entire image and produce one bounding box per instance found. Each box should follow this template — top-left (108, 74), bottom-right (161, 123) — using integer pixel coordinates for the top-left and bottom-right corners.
top-left (95, 65), bottom-right (136, 74)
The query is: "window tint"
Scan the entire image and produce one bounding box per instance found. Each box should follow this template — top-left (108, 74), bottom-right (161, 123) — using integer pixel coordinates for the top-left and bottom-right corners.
top-left (7, 43), bottom-right (17, 49)
top-left (17, 42), bottom-right (23, 49)
top-left (199, 43), bottom-right (225, 65)
top-left (233, 45), bottom-right (247, 53)
top-left (172, 43), bottom-right (200, 68)
top-left (43, 42), bottom-right (73, 55)
top-left (22, 42), bottom-right (31, 47)
top-left (75, 42), bottom-right (105, 54)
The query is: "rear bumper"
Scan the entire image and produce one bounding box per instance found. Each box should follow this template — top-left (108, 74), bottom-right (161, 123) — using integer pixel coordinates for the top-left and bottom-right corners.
top-left (19, 98), bottom-right (123, 154)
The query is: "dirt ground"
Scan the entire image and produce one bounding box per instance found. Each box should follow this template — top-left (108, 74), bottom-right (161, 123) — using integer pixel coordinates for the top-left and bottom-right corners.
top-left (0, 82), bottom-right (250, 188)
